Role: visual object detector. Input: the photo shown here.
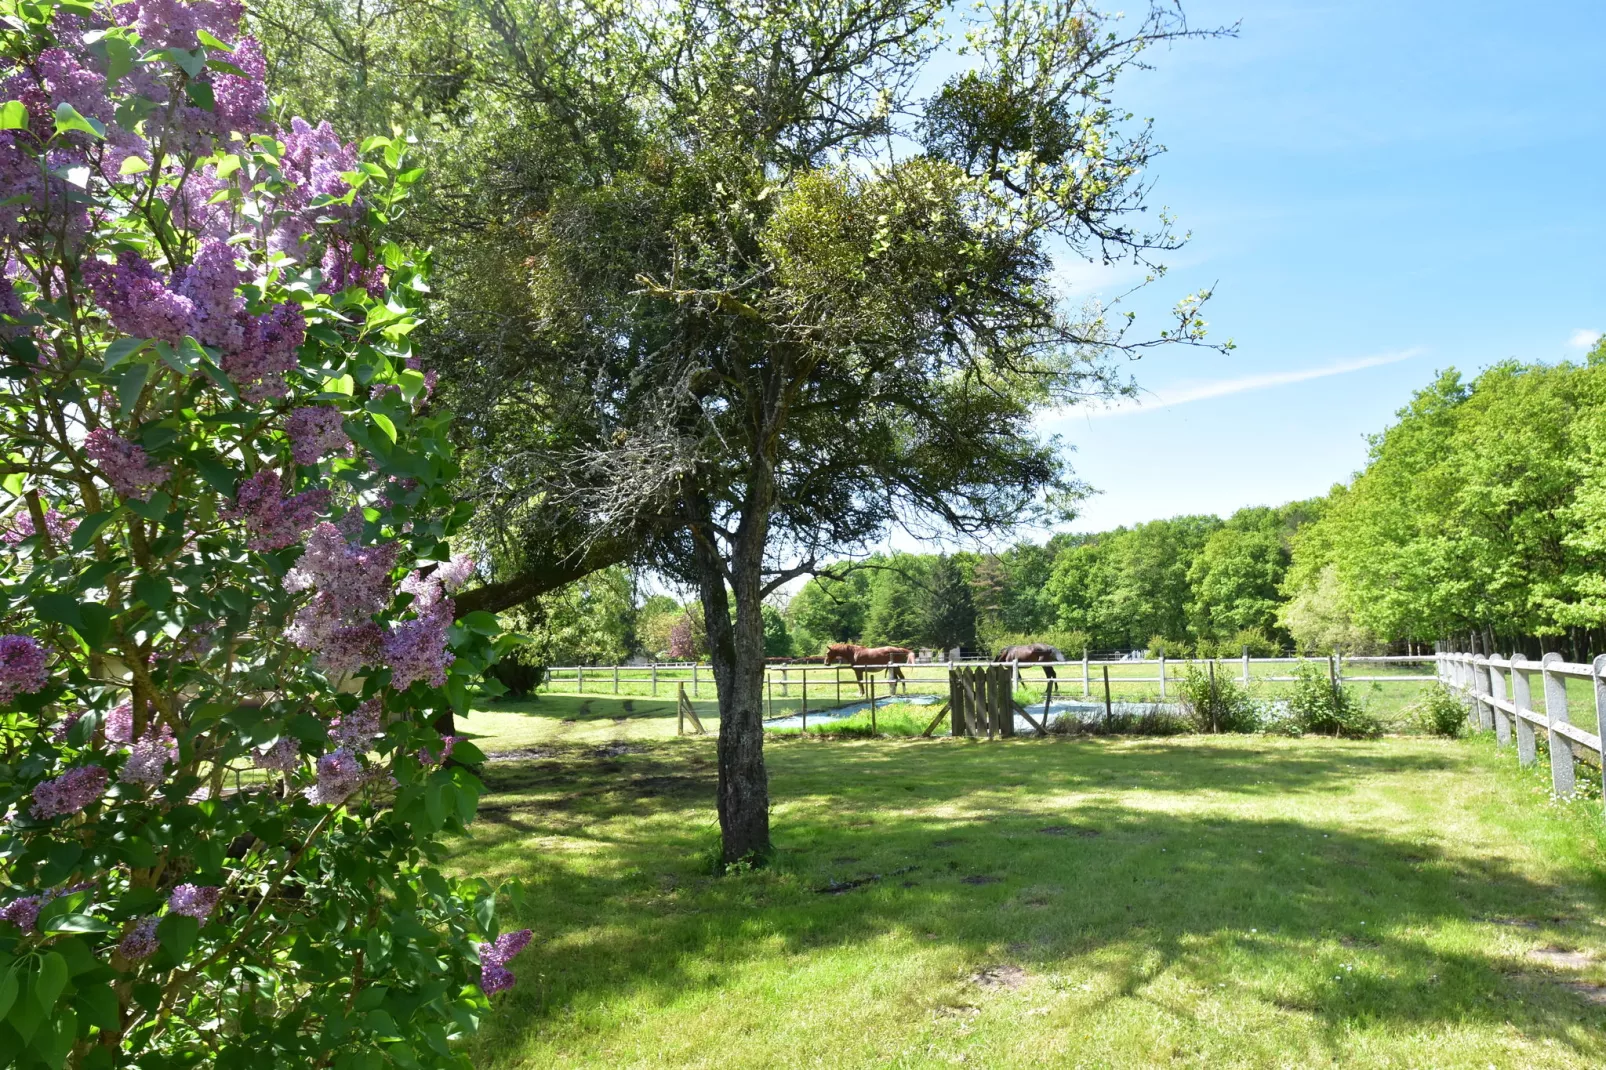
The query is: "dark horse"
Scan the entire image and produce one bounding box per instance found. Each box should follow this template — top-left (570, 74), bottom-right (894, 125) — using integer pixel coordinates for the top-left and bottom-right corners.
top-left (825, 643), bottom-right (915, 695)
top-left (996, 643), bottom-right (1066, 681)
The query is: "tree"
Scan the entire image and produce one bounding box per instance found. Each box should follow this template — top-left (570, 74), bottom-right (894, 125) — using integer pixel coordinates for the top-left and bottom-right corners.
top-left (1186, 527), bottom-right (1287, 641)
top-left (923, 555), bottom-right (978, 651)
top-left (762, 604), bottom-right (793, 657)
top-left (863, 557), bottom-right (931, 648)
top-left (0, 6), bottom-right (521, 1064)
top-left (426, 0), bottom-right (1227, 862)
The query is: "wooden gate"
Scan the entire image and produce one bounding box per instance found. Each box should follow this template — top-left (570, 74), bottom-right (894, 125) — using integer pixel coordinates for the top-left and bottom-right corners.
top-left (949, 666), bottom-right (1014, 738)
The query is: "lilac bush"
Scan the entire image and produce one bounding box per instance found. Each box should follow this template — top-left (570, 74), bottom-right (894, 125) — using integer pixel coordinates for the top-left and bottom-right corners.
top-left (0, 2), bottom-right (529, 1066)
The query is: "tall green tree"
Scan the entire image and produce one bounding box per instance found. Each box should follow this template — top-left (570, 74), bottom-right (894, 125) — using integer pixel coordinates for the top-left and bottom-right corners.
top-left (275, 0), bottom-right (1228, 862)
top-left (924, 555), bottom-right (979, 650)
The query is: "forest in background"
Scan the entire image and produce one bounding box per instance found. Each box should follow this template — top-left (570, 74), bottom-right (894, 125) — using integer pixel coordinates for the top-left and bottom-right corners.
top-left (521, 342), bottom-right (1606, 665)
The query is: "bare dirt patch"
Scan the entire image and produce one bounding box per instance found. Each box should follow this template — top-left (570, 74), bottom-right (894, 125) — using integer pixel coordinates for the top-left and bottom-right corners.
top-left (1561, 982), bottom-right (1606, 1006)
top-left (1527, 947), bottom-right (1596, 970)
top-left (970, 964), bottom-right (1028, 990)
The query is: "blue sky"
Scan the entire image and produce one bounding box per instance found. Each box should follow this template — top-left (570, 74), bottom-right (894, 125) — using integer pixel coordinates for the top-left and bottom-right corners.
top-left (1029, 0), bottom-right (1606, 534)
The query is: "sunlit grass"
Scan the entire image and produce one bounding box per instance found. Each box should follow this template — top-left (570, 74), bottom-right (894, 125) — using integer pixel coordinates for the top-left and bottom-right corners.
top-left (447, 706), bottom-right (1606, 1068)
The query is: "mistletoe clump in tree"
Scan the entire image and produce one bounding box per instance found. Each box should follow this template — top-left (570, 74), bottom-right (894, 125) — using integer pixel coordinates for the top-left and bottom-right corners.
top-left (0, 1), bottom-right (527, 1065)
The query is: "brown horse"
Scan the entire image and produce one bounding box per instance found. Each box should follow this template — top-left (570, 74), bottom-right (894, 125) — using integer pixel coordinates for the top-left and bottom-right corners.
top-left (996, 643), bottom-right (1066, 681)
top-left (825, 643), bottom-right (916, 695)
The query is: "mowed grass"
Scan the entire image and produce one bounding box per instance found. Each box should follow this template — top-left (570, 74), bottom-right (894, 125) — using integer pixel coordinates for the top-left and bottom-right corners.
top-left (447, 699), bottom-right (1606, 1068)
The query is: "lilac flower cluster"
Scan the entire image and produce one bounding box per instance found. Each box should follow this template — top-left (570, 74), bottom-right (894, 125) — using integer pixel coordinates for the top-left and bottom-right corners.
top-left (304, 747), bottom-right (365, 805)
top-left (477, 929), bottom-right (534, 995)
top-left (437, 554), bottom-right (477, 592)
top-left (252, 736), bottom-right (301, 773)
top-left (284, 523), bottom-right (397, 675)
top-left (225, 469), bottom-right (330, 551)
top-left (118, 916), bottom-right (160, 960)
top-left (121, 724), bottom-right (178, 787)
top-left (3, 507), bottom-right (78, 547)
top-left (286, 406), bottom-right (351, 465)
top-left (321, 239), bottom-right (386, 296)
top-left (0, 633), bottom-right (49, 701)
top-left (272, 118), bottom-right (361, 260)
top-left (167, 883), bottom-right (220, 922)
top-left (31, 765), bottom-right (108, 818)
top-left (385, 571), bottom-right (455, 689)
top-left (0, 881), bottom-right (93, 933)
top-left (329, 697), bottom-right (383, 751)
top-left (104, 701), bottom-right (135, 745)
top-left (84, 429), bottom-right (171, 501)
top-left (418, 734), bottom-right (460, 766)
top-left (0, 895), bottom-right (42, 932)
top-left (85, 241), bottom-right (308, 402)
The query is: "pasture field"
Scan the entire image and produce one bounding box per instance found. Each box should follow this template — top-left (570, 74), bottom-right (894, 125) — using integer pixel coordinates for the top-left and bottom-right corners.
top-left (447, 695), bottom-right (1606, 1069)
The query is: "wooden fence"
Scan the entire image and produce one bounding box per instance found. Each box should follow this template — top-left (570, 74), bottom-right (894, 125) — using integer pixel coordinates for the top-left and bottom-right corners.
top-left (1439, 651), bottom-right (1606, 808)
top-left (539, 653), bottom-right (1437, 708)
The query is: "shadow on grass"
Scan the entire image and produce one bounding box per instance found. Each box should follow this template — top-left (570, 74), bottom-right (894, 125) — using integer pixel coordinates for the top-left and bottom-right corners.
top-left (459, 737), bottom-right (1606, 1064)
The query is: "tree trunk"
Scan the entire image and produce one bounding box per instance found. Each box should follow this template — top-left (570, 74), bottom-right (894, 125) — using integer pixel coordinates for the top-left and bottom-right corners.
top-left (692, 507), bottom-right (771, 864)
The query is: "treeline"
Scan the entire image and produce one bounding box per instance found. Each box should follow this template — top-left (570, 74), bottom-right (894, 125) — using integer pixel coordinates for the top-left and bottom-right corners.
top-left (519, 348), bottom-right (1606, 663)
top-left (1284, 343), bottom-right (1606, 661)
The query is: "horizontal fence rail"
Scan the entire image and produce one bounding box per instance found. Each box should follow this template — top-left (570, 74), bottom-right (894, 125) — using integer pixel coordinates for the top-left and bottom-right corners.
top-left (1439, 651), bottom-right (1606, 812)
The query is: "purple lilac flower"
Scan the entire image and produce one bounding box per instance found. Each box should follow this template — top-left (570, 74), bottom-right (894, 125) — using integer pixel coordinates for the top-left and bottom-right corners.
top-left (222, 302), bottom-right (306, 403)
top-left (125, 0), bottom-right (245, 51)
top-left (3, 507), bottom-right (79, 547)
top-left (252, 736), bottom-right (300, 773)
top-left (167, 884), bottom-right (220, 922)
top-left (321, 240), bottom-right (385, 296)
top-left (384, 573), bottom-right (455, 690)
top-left (285, 406), bottom-right (351, 465)
top-left (173, 239), bottom-right (245, 348)
top-left (225, 469), bottom-right (330, 551)
top-left (0, 634), bottom-right (49, 701)
top-left (104, 701), bottom-right (134, 744)
top-left (118, 916), bottom-right (159, 960)
top-left (477, 928), bottom-right (534, 995)
top-left (30, 765), bottom-right (108, 818)
top-left (329, 697), bottom-right (383, 751)
top-left (304, 747), bottom-right (365, 805)
top-left (436, 554), bottom-right (477, 593)
top-left (0, 895), bottom-right (42, 932)
top-left (419, 734), bottom-right (459, 766)
top-left (84, 429), bottom-right (171, 500)
top-left (120, 724), bottom-right (177, 787)
top-left (82, 252), bottom-right (193, 344)
top-left (283, 523), bottom-right (397, 675)
top-left (37, 47), bottom-right (112, 129)
top-left (211, 37), bottom-right (268, 132)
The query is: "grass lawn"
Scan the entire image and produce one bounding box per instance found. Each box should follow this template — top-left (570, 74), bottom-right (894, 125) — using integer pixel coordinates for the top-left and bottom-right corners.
top-left (448, 696), bottom-right (1606, 1068)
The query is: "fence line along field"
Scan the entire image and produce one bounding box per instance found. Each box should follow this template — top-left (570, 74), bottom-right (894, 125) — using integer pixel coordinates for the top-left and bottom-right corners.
top-left (534, 654), bottom-right (1446, 724)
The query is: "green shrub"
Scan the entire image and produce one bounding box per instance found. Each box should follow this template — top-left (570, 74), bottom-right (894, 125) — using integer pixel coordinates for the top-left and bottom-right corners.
top-left (1050, 706), bottom-right (1195, 736)
top-left (1176, 666), bottom-right (1262, 733)
top-left (1146, 634), bottom-right (1193, 658)
top-left (1287, 661), bottom-right (1383, 738)
top-left (1405, 683), bottom-right (1468, 738)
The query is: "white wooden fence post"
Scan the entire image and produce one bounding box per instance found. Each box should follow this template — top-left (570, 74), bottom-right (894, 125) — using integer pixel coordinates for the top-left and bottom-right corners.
top-left (692, 663), bottom-right (698, 698)
top-left (1082, 648), bottom-right (1090, 698)
top-left (1471, 655), bottom-right (1492, 732)
top-left (1158, 653), bottom-right (1167, 700)
top-left (651, 663), bottom-right (658, 697)
top-left (1511, 653), bottom-right (1536, 767)
top-left (1490, 655), bottom-right (1511, 747)
top-left (1242, 645), bottom-right (1250, 686)
top-left (1588, 654), bottom-right (1606, 810)
top-left (1540, 652), bottom-right (1576, 797)
top-left (614, 665), bottom-right (620, 694)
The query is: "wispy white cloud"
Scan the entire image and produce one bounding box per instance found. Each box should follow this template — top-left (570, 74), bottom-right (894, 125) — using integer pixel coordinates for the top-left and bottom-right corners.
top-left (1075, 347), bottom-right (1426, 418)
top-left (1568, 328), bottom-right (1601, 349)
